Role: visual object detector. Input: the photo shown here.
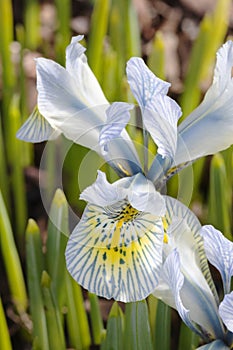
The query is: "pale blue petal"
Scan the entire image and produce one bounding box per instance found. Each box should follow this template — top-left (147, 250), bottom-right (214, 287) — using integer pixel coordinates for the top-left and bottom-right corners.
top-left (65, 199), bottom-right (164, 302)
top-left (99, 102), bottom-right (134, 154)
top-left (164, 217), bottom-right (223, 339)
top-left (126, 57), bottom-right (170, 108)
top-left (80, 170), bottom-right (127, 206)
top-left (212, 40), bottom-right (233, 93)
top-left (65, 35), bottom-right (86, 71)
top-left (175, 41), bottom-right (233, 165)
top-left (197, 340), bottom-right (230, 350)
top-left (36, 57), bottom-right (87, 121)
top-left (37, 53), bottom-right (141, 175)
top-left (219, 292), bottom-right (233, 332)
top-left (144, 94), bottom-right (182, 159)
top-left (200, 225), bottom-right (233, 294)
top-left (65, 36), bottom-right (108, 106)
top-left (165, 195), bottom-right (218, 304)
top-left (80, 171), bottom-right (165, 216)
top-left (158, 198), bottom-right (224, 339)
top-left (103, 135), bottom-right (142, 177)
top-left (127, 173), bottom-right (166, 216)
top-left (16, 106), bottom-right (61, 142)
top-left (155, 249), bottom-right (204, 337)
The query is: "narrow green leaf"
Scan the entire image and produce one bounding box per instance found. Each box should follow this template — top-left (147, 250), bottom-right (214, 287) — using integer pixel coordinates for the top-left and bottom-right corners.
top-left (65, 274), bottom-right (83, 349)
top-left (178, 322), bottom-right (200, 350)
top-left (101, 302), bottom-right (124, 350)
top-left (88, 292), bottom-right (104, 345)
top-left (0, 0), bottom-right (15, 99)
top-left (66, 274), bottom-right (91, 349)
top-left (46, 189), bottom-right (69, 306)
top-left (24, 0), bottom-right (40, 50)
top-left (54, 0), bottom-right (71, 65)
top-left (123, 0), bottom-right (141, 60)
top-left (109, 2), bottom-right (126, 100)
top-left (148, 31), bottom-right (165, 80)
top-left (87, 0), bottom-right (110, 81)
top-left (0, 190), bottom-right (27, 314)
top-left (0, 118), bottom-right (10, 212)
top-left (153, 300), bottom-right (171, 350)
top-left (41, 271), bottom-right (66, 350)
top-left (102, 48), bottom-right (118, 101)
top-left (124, 300), bottom-right (153, 350)
top-left (0, 297), bottom-right (13, 350)
top-left (147, 294), bottom-right (158, 344)
top-left (8, 94), bottom-right (27, 246)
top-left (208, 153), bottom-right (232, 240)
top-left (26, 219), bottom-right (49, 350)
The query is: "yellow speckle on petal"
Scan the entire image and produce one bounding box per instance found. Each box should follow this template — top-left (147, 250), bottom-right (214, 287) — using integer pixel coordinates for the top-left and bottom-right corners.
top-left (162, 217), bottom-right (169, 244)
top-left (163, 233), bottom-right (168, 244)
top-left (117, 163), bottom-right (131, 176)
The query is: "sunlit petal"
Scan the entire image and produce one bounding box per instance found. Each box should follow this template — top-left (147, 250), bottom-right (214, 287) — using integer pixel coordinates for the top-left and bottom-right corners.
top-left (175, 40), bottom-right (233, 165)
top-left (154, 197), bottom-right (225, 340)
top-left (65, 200), bottom-right (164, 302)
top-left (159, 249), bottom-right (202, 335)
top-left (16, 105), bottom-right (61, 142)
top-left (128, 173), bottom-right (166, 216)
top-left (144, 94), bottom-right (182, 159)
top-left (99, 102), bottom-right (134, 154)
top-left (219, 292), bottom-right (233, 332)
top-left (80, 170), bottom-right (128, 206)
top-left (80, 171), bottom-right (166, 217)
top-left (65, 35), bottom-right (108, 106)
top-left (126, 57), bottom-right (170, 108)
top-left (200, 225), bottom-right (233, 294)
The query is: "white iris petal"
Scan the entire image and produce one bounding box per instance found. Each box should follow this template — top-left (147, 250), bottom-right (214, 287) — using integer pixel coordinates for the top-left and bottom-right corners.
top-left (175, 40), bottom-right (233, 165)
top-left (80, 171), bottom-right (166, 217)
top-left (66, 171), bottom-right (165, 302)
top-left (219, 292), bottom-right (233, 333)
top-left (99, 102), bottom-right (134, 154)
top-left (200, 225), bottom-right (233, 295)
top-left (144, 94), bottom-right (182, 159)
top-left (160, 249), bottom-right (202, 336)
top-left (128, 173), bottom-right (166, 216)
top-left (153, 197), bottom-right (225, 340)
top-left (17, 36), bottom-right (141, 176)
top-left (126, 57), bottom-right (170, 108)
top-left (80, 170), bottom-right (128, 206)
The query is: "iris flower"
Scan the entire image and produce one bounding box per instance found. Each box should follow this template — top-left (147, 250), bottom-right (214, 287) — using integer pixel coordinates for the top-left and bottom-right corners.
top-left (153, 218), bottom-right (233, 350)
top-left (17, 36), bottom-right (233, 302)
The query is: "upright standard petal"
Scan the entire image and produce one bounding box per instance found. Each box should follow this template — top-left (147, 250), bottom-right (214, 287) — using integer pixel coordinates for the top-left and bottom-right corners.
top-left (219, 292), bottom-right (233, 333)
top-left (200, 225), bottom-right (233, 294)
top-left (65, 35), bottom-right (108, 106)
top-left (144, 94), bottom-right (182, 160)
top-left (126, 57), bottom-right (170, 108)
top-left (175, 40), bottom-right (233, 166)
top-left (99, 102), bottom-right (134, 154)
top-left (65, 198), bottom-right (164, 302)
